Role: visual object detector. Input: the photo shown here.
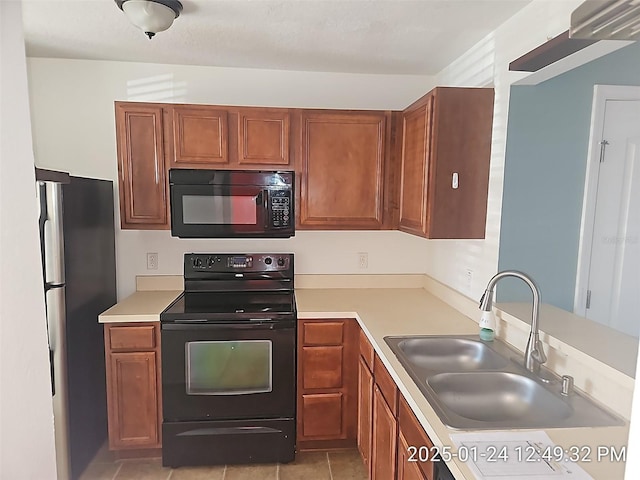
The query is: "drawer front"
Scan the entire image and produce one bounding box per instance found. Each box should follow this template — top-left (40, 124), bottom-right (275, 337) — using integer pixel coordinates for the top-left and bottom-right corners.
top-left (359, 328), bottom-right (375, 370)
top-left (108, 325), bottom-right (157, 352)
top-left (301, 393), bottom-right (344, 438)
top-left (303, 321), bottom-right (345, 345)
top-left (374, 354), bottom-right (398, 416)
top-left (301, 346), bottom-right (344, 389)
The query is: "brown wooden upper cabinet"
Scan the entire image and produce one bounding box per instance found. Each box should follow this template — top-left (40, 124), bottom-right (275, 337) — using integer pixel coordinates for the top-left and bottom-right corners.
top-left (298, 110), bottom-right (390, 229)
top-left (170, 105), bottom-right (229, 166)
top-left (399, 87), bottom-right (494, 239)
top-left (114, 102), bottom-right (292, 229)
top-left (237, 108), bottom-right (290, 165)
top-left (115, 102), bottom-right (169, 229)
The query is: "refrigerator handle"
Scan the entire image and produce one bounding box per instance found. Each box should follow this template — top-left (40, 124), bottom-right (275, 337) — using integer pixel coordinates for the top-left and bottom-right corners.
top-left (43, 182), bottom-right (65, 285)
top-left (46, 286), bottom-right (66, 354)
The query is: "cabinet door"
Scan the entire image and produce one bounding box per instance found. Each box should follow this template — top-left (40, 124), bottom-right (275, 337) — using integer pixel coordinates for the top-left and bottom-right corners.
top-left (106, 351), bottom-right (160, 449)
top-left (399, 87), bottom-right (494, 239)
top-left (399, 396), bottom-right (434, 480)
top-left (238, 108), bottom-right (290, 166)
top-left (399, 96), bottom-right (433, 237)
top-left (115, 103), bottom-right (168, 228)
top-left (300, 392), bottom-right (344, 438)
top-left (171, 106), bottom-right (228, 165)
top-left (357, 357), bottom-right (374, 474)
top-left (397, 429), bottom-right (427, 480)
top-left (426, 87), bottom-right (494, 239)
top-left (372, 386), bottom-right (397, 480)
top-left (300, 111), bottom-right (387, 229)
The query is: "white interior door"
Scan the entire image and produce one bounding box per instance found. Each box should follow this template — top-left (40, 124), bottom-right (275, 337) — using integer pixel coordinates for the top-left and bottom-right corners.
top-left (583, 98), bottom-right (640, 336)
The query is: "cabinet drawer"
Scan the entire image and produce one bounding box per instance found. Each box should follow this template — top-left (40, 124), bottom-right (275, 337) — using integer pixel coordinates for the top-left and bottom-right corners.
top-left (301, 346), bottom-right (344, 389)
top-left (359, 328), bottom-right (375, 370)
top-left (374, 354), bottom-right (398, 416)
top-left (303, 321), bottom-right (344, 345)
top-left (301, 393), bottom-right (344, 438)
top-left (108, 325), bottom-right (157, 352)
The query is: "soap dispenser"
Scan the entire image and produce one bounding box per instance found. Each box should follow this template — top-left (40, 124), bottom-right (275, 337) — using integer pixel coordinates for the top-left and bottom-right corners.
top-left (479, 310), bottom-right (496, 341)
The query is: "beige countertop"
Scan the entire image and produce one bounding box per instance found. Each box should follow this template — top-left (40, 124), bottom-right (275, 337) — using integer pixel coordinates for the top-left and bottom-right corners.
top-left (98, 285), bottom-right (630, 479)
top-left (295, 288), bottom-right (630, 480)
top-left (98, 290), bottom-right (182, 323)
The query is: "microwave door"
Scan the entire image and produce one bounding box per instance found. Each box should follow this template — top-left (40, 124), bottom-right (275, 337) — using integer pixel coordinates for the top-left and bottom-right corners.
top-left (171, 185), bottom-right (266, 237)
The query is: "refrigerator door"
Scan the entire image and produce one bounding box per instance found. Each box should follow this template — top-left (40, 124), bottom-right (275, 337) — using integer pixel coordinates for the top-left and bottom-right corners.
top-left (47, 284), bottom-right (70, 480)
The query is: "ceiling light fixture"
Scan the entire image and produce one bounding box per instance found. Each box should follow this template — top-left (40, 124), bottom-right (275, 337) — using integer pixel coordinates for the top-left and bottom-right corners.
top-left (115, 0), bottom-right (183, 39)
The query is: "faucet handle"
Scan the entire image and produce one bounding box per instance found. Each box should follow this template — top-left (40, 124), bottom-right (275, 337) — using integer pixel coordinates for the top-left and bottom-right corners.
top-left (532, 340), bottom-right (547, 364)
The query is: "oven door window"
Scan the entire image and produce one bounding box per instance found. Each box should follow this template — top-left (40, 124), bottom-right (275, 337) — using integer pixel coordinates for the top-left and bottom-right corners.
top-left (186, 340), bottom-right (272, 395)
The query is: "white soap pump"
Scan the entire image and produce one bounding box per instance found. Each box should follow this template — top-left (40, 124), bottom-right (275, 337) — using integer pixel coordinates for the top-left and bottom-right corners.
top-left (478, 308), bottom-right (496, 341)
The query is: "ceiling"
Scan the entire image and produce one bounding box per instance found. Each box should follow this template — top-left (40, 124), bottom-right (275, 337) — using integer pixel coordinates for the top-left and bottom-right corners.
top-left (22, 0), bottom-right (532, 75)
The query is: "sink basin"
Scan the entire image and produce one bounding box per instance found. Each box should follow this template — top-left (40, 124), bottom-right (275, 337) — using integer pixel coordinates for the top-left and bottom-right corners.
top-left (428, 372), bottom-right (572, 424)
top-left (395, 337), bottom-right (508, 371)
top-left (384, 335), bottom-right (624, 430)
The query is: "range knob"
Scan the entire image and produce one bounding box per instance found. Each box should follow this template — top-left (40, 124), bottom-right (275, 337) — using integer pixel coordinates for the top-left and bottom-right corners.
top-left (207, 257), bottom-right (215, 267)
top-left (264, 257), bottom-right (273, 265)
top-left (277, 257), bottom-right (286, 267)
top-left (193, 257), bottom-right (203, 268)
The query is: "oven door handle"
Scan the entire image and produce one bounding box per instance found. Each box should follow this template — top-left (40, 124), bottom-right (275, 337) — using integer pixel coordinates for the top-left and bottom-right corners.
top-left (161, 322), bottom-right (293, 331)
top-left (177, 426), bottom-right (283, 437)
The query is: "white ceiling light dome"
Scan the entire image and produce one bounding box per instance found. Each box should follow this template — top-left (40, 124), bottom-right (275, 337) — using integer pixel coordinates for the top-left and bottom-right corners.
top-left (115, 0), bottom-right (183, 39)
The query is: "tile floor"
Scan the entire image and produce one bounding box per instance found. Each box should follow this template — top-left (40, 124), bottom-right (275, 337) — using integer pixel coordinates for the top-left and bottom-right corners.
top-left (79, 445), bottom-right (368, 480)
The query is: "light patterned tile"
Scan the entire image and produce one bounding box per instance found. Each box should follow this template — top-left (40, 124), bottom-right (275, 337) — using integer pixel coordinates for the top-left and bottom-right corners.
top-left (89, 442), bottom-right (117, 464)
top-left (115, 458), bottom-right (171, 480)
top-left (78, 462), bottom-right (121, 480)
top-left (224, 463), bottom-right (277, 480)
top-left (328, 449), bottom-right (367, 480)
top-left (279, 451), bottom-right (330, 480)
top-left (169, 464), bottom-right (225, 480)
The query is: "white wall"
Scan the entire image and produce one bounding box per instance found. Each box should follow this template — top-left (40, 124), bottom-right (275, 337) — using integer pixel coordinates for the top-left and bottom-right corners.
top-left (0, 2), bottom-right (57, 478)
top-left (26, 57), bottom-right (436, 298)
top-left (426, 0), bottom-right (584, 300)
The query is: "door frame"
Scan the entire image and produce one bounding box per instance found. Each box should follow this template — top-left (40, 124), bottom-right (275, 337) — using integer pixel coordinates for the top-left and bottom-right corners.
top-left (574, 85), bottom-right (640, 316)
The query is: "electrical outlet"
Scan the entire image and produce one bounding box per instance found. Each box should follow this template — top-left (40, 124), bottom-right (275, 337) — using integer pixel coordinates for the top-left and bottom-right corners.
top-left (358, 252), bottom-right (369, 269)
top-left (147, 252), bottom-right (158, 270)
top-left (465, 268), bottom-right (473, 291)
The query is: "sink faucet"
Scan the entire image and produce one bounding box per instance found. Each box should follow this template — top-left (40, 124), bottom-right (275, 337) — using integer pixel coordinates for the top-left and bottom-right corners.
top-left (479, 270), bottom-right (547, 374)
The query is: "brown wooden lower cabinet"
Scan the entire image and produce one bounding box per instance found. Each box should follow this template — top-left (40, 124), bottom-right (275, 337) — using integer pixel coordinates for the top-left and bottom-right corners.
top-left (104, 323), bottom-right (162, 451)
top-left (357, 356), bottom-right (374, 471)
top-left (372, 385), bottom-right (398, 480)
top-left (357, 327), bottom-right (436, 480)
top-left (297, 318), bottom-right (359, 449)
top-left (397, 429), bottom-right (428, 480)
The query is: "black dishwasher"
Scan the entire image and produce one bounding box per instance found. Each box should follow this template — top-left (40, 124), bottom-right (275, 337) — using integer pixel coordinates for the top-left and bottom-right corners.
top-left (434, 459), bottom-right (456, 480)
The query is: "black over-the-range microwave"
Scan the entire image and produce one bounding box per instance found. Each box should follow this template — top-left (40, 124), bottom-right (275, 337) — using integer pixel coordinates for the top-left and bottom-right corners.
top-left (169, 169), bottom-right (294, 238)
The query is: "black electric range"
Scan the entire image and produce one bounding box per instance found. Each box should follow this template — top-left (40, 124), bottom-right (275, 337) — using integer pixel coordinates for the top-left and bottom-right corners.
top-left (160, 253), bottom-right (296, 467)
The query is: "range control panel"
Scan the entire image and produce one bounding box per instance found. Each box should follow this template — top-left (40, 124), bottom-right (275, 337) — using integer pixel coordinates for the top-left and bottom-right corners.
top-left (185, 253), bottom-right (292, 274)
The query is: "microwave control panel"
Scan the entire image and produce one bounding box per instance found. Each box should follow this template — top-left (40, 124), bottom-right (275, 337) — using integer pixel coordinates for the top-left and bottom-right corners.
top-left (269, 189), bottom-right (291, 229)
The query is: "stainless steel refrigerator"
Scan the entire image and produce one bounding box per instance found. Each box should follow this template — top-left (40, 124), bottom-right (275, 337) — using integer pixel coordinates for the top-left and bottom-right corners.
top-left (36, 169), bottom-right (117, 480)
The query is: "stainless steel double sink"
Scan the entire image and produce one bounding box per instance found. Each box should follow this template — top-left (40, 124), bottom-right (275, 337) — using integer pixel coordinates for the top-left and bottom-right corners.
top-left (384, 335), bottom-right (624, 430)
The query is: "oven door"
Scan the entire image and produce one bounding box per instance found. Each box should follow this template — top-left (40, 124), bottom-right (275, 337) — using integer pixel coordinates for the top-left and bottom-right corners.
top-left (161, 321), bottom-right (295, 422)
top-left (170, 184), bottom-right (270, 238)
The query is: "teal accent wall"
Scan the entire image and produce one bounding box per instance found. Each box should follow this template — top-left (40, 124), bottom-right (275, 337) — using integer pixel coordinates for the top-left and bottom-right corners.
top-left (497, 42), bottom-right (640, 309)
